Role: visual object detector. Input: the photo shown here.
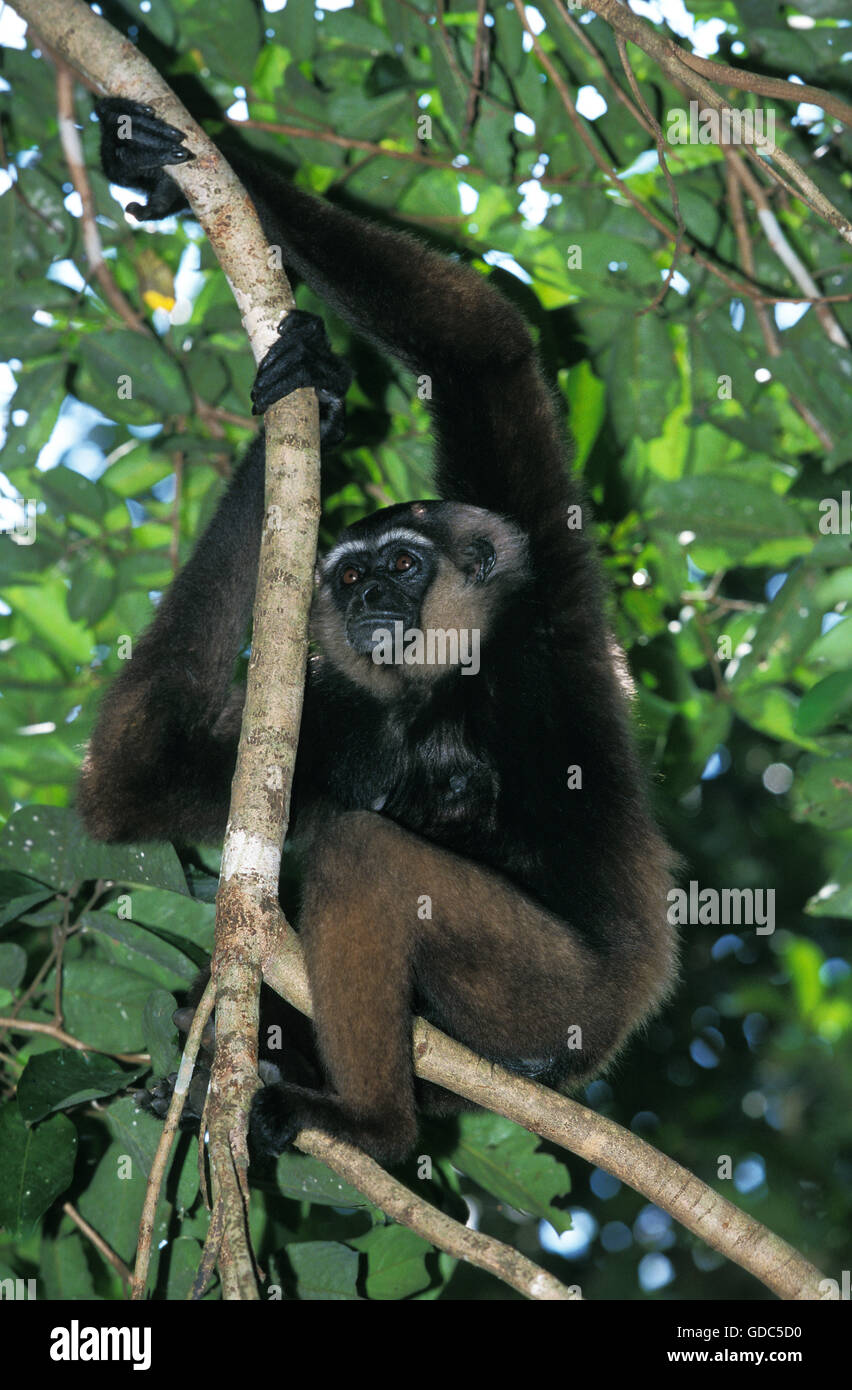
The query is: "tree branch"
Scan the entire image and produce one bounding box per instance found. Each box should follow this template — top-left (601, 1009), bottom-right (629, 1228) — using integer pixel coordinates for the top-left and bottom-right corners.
top-left (18, 0), bottom-right (321, 1302)
top-left (262, 927), bottom-right (829, 1303)
top-left (569, 0), bottom-right (852, 246)
top-left (296, 1128), bottom-right (579, 1300)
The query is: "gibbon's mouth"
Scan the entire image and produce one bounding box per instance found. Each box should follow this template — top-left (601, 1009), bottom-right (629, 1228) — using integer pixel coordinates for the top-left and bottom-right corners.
top-left (346, 615), bottom-right (409, 654)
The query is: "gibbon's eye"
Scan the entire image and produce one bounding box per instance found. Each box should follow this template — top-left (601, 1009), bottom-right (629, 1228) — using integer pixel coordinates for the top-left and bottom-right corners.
top-left (341, 566), bottom-right (361, 586)
top-left (393, 551), bottom-right (416, 573)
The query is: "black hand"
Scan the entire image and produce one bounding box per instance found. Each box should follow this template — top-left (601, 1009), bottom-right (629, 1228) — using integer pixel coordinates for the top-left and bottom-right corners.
top-left (251, 309), bottom-right (353, 446)
top-left (96, 97), bottom-right (193, 220)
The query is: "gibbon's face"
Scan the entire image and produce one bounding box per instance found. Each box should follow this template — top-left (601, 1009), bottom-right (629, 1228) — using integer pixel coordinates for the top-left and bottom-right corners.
top-left (310, 500), bottom-right (530, 695)
top-left (327, 525), bottom-right (439, 656)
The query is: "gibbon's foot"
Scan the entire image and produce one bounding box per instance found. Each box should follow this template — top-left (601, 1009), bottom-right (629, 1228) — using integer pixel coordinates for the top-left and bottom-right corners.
top-left (95, 97), bottom-right (192, 220)
top-left (250, 1081), bottom-right (416, 1166)
top-left (250, 310), bottom-right (353, 445)
top-left (135, 981), bottom-right (324, 1136)
top-left (134, 997), bottom-right (215, 1128)
top-left (135, 1066), bottom-right (213, 1128)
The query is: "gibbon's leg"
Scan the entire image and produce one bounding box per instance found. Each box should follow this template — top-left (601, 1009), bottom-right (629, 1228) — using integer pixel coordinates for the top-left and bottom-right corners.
top-left (251, 812), bottom-right (674, 1162)
top-left (252, 812), bottom-right (419, 1163)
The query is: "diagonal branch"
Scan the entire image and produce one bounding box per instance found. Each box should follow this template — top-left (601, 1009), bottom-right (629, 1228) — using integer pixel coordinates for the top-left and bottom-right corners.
top-left (263, 925), bottom-right (829, 1303)
top-left (669, 43), bottom-right (852, 129)
top-left (296, 1128), bottom-right (579, 1300)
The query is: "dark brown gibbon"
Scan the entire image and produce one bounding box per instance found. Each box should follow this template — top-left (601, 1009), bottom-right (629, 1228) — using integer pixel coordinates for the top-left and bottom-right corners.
top-left (78, 99), bottom-right (678, 1163)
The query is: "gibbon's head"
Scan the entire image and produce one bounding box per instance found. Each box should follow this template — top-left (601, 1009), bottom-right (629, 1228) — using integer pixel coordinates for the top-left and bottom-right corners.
top-left (310, 499), bottom-right (529, 696)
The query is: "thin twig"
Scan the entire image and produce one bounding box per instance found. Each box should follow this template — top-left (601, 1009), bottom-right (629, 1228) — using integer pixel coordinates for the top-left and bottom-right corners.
top-left (296, 1128), bottom-right (579, 1300)
top-left (55, 62), bottom-right (149, 333)
top-left (558, 9), bottom-right (655, 139)
top-left (0, 1017), bottom-right (149, 1065)
top-left (615, 34), bottom-right (685, 314)
top-left (232, 117), bottom-right (487, 177)
top-left (62, 1202), bottom-right (133, 1288)
top-left (132, 976), bottom-right (216, 1299)
top-left (52, 895), bottom-right (70, 1026)
top-left (728, 152), bottom-right (849, 350)
top-left (462, 0), bottom-right (491, 142)
top-left (512, 2), bottom-right (766, 303)
top-left (579, 0), bottom-right (852, 246)
top-left (169, 451), bottom-right (184, 575)
top-left (724, 154), bottom-right (836, 450)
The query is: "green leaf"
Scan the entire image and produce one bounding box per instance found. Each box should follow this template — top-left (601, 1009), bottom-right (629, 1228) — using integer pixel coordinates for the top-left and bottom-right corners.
top-left (285, 1241), bottom-right (361, 1300)
top-left (789, 756), bottom-right (852, 831)
top-left (648, 477), bottom-right (806, 566)
top-left (142, 989), bottom-right (181, 1078)
top-left (0, 806), bottom-right (189, 894)
top-left (0, 942), bottom-right (27, 988)
top-left (562, 360), bottom-right (605, 468)
top-left (783, 938), bottom-right (824, 1020)
top-left (100, 448), bottom-right (174, 498)
top-left (76, 1121), bottom-right (196, 1269)
top-left (79, 332), bottom-right (192, 416)
top-left (17, 1051), bottom-right (143, 1123)
top-left (274, 1153), bottom-right (372, 1208)
top-left (733, 686), bottom-right (817, 748)
top-left (161, 1236), bottom-right (207, 1300)
top-left (0, 582), bottom-right (93, 666)
top-left (0, 1105), bottom-right (77, 1237)
top-left (806, 858), bottom-right (852, 919)
top-left (795, 670), bottom-right (852, 735)
top-left (41, 1232), bottom-right (99, 1301)
top-left (125, 888), bottom-right (215, 953)
top-left (98, 1096), bottom-right (199, 1218)
top-left (79, 911), bottom-right (198, 988)
top-left (806, 617), bottom-right (852, 674)
top-left (728, 565), bottom-right (821, 690)
top-left (352, 1224), bottom-right (433, 1300)
top-left (447, 1112), bottom-right (572, 1229)
top-left (608, 316), bottom-right (678, 445)
top-left (59, 959), bottom-right (157, 1053)
top-left (40, 466), bottom-right (107, 521)
top-left (66, 552), bottom-right (117, 624)
top-left (0, 362), bottom-right (65, 461)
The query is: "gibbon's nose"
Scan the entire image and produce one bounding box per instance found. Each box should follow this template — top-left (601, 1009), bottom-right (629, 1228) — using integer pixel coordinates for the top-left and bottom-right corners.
top-left (361, 582), bottom-right (387, 608)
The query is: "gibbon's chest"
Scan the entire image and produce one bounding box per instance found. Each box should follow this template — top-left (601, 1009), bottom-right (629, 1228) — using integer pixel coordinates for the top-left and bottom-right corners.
top-left (380, 710), bottom-right (500, 841)
top-left (321, 694), bottom-right (500, 845)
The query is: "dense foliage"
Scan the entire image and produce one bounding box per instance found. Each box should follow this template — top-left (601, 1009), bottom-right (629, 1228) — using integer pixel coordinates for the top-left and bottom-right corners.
top-left (0, 0), bottom-right (850, 1300)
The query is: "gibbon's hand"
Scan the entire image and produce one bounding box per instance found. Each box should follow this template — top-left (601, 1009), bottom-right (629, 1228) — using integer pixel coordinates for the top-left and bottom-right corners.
top-left (96, 97), bottom-right (192, 221)
top-left (96, 101), bottom-right (351, 442)
top-left (251, 310), bottom-right (353, 445)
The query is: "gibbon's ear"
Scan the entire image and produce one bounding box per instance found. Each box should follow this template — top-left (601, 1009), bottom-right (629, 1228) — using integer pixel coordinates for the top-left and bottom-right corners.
top-left (461, 536), bottom-right (497, 583)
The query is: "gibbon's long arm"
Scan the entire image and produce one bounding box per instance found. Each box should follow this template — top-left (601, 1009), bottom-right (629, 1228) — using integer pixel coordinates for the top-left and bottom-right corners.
top-left (95, 99), bottom-right (575, 572)
top-left (79, 291), bottom-right (350, 844)
top-left (81, 104), bottom-right (581, 843)
top-left (78, 437), bottom-right (263, 842)
top-left (244, 168), bottom-right (571, 556)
